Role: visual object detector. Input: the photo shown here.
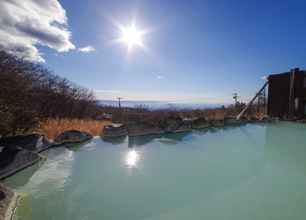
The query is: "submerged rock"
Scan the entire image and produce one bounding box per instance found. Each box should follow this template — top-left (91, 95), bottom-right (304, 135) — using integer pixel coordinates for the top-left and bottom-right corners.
top-left (102, 124), bottom-right (128, 137)
top-left (0, 134), bottom-right (51, 153)
top-left (55, 130), bottom-right (92, 144)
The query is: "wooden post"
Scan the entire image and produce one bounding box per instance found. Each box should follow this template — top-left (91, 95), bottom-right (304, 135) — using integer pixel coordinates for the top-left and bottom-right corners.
top-left (263, 85), bottom-right (267, 115)
top-left (117, 97), bottom-right (123, 109)
top-left (117, 97), bottom-right (123, 122)
top-left (288, 68), bottom-right (299, 119)
top-left (236, 81), bottom-right (268, 120)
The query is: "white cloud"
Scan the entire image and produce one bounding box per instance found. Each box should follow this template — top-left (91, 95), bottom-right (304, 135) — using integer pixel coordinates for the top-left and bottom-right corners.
top-left (78, 45), bottom-right (95, 53)
top-left (157, 75), bottom-right (164, 79)
top-left (0, 0), bottom-right (75, 62)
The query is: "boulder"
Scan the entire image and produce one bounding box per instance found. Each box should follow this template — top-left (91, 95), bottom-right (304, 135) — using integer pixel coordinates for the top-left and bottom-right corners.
top-left (127, 122), bottom-right (163, 136)
top-left (175, 118), bottom-right (193, 132)
top-left (191, 117), bottom-right (210, 129)
top-left (54, 130), bottom-right (92, 144)
top-left (0, 146), bottom-right (40, 179)
top-left (0, 134), bottom-right (51, 152)
top-left (102, 124), bottom-right (128, 137)
top-left (162, 116), bottom-right (182, 132)
top-left (0, 146), bottom-right (20, 169)
top-left (210, 119), bottom-right (225, 127)
top-left (159, 116), bottom-right (192, 133)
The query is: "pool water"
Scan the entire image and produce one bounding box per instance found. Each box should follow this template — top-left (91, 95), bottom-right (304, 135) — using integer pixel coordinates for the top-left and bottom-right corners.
top-left (4, 122), bottom-right (306, 220)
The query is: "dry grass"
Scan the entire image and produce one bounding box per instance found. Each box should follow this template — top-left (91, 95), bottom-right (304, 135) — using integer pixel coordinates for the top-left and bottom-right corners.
top-left (38, 118), bottom-right (112, 140)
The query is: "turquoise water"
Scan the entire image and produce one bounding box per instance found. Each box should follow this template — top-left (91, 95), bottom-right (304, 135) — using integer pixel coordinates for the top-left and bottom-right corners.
top-left (4, 122), bottom-right (306, 220)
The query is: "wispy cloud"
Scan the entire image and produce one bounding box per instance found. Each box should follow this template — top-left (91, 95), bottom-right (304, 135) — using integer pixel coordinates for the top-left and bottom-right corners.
top-left (157, 75), bottom-right (164, 79)
top-left (78, 45), bottom-right (95, 53)
top-left (0, 0), bottom-right (75, 62)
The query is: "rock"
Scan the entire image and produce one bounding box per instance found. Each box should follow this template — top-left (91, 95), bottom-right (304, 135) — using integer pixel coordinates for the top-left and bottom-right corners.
top-left (191, 117), bottom-right (210, 129)
top-left (175, 118), bottom-right (192, 132)
top-left (127, 122), bottom-right (164, 136)
top-left (96, 113), bottom-right (112, 120)
top-left (55, 130), bottom-right (92, 144)
top-left (162, 116), bottom-right (183, 132)
top-left (259, 115), bottom-right (278, 122)
top-left (0, 146), bottom-right (40, 179)
top-left (259, 115), bottom-right (269, 121)
top-left (0, 190), bottom-right (5, 200)
top-left (237, 116), bottom-right (252, 123)
top-left (102, 135), bottom-right (127, 145)
top-left (127, 122), bottom-right (163, 136)
top-left (248, 116), bottom-right (259, 122)
top-left (102, 124), bottom-right (128, 137)
top-left (297, 119), bottom-right (306, 123)
top-left (0, 134), bottom-right (51, 152)
top-left (210, 119), bottom-right (225, 127)
top-left (224, 117), bottom-right (244, 126)
top-left (0, 183), bottom-right (15, 220)
top-left (0, 146), bottom-right (20, 169)
top-left (127, 116), bottom-right (193, 136)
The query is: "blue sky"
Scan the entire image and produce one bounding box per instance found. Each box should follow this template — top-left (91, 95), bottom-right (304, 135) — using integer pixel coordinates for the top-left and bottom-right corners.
top-left (2, 0), bottom-right (306, 104)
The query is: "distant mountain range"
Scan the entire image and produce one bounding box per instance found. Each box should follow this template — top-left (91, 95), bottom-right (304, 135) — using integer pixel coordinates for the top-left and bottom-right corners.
top-left (98, 100), bottom-right (223, 110)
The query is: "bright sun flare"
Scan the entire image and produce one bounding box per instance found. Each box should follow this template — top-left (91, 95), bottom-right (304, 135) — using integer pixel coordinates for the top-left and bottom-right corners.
top-left (117, 22), bottom-right (146, 52)
top-left (126, 150), bottom-right (139, 168)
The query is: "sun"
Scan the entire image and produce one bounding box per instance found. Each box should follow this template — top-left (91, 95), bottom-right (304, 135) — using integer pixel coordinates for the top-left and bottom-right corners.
top-left (116, 22), bottom-right (147, 52)
top-left (120, 23), bottom-right (143, 49)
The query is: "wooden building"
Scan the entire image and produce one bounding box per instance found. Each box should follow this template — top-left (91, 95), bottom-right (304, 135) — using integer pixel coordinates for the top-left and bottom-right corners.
top-left (268, 68), bottom-right (306, 119)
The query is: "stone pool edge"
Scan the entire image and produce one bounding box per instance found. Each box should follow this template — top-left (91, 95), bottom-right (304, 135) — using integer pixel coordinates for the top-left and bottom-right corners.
top-left (4, 191), bottom-right (20, 220)
top-left (0, 134), bottom-right (95, 220)
top-left (0, 183), bottom-right (19, 220)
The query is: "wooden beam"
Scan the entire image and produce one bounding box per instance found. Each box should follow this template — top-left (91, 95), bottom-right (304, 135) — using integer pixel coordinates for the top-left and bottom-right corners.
top-left (236, 81), bottom-right (268, 120)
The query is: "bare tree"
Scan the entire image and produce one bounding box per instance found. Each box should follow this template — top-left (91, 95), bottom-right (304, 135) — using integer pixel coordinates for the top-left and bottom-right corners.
top-left (0, 51), bottom-right (101, 136)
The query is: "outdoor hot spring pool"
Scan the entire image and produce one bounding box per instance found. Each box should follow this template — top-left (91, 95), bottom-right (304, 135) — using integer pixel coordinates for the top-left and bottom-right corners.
top-left (4, 122), bottom-right (306, 220)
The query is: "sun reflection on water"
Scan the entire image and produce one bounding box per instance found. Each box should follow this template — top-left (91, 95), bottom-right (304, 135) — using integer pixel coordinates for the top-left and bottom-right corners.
top-left (125, 149), bottom-right (140, 168)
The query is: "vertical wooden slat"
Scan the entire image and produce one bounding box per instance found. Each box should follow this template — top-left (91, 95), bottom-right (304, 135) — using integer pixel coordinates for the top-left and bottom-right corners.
top-left (288, 68), bottom-right (299, 118)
